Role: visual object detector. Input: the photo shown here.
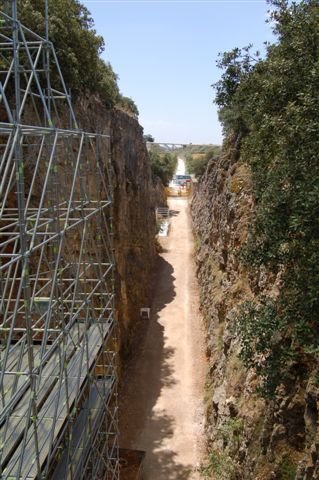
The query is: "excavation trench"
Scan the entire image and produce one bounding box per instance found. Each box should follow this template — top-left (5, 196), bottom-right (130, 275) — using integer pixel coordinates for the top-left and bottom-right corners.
top-left (119, 197), bottom-right (206, 479)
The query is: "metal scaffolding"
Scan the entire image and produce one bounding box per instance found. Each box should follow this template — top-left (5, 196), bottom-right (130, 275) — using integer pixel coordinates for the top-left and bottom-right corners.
top-left (0, 2), bottom-right (119, 478)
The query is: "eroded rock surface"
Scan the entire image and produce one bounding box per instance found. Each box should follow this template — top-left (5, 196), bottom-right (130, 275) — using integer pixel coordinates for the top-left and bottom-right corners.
top-left (192, 145), bottom-right (319, 479)
top-left (76, 98), bottom-right (169, 353)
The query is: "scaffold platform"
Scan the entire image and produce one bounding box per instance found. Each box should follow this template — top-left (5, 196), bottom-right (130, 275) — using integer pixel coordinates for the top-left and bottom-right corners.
top-left (0, 3), bottom-right (119, 478)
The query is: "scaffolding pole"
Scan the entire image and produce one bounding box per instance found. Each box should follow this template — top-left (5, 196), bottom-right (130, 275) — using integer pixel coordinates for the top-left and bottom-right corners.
top-left (0, 2), bottom-right (119, 478)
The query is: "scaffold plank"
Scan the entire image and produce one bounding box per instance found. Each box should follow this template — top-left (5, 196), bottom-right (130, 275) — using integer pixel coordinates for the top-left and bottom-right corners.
top-left (2, 320), bottom-right (113, 478)
top-left (0, 3), bottom-right (118, 478)
top-left (51, 377), bottom-right (115, 480)
top-left (0, 322), bottom-right (86, 414)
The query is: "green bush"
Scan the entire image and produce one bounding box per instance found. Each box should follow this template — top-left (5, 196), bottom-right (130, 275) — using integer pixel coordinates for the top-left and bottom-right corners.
top-left (215, 0), bottom-right (319, 395)
top-left (199, 450), bottom-right (235, 480)
top-left (143, 134), bottom-right (155, 143)
top-left (217, 418), bottom-right (243, 449)
top-left (16, 0), bottom-right (137, 113)
top-left (278, 456), bottom-right (297, 480)
top-left (117, 96), bottom-right (139, 117)
top-left (149, 151), bottom-right (177, 186)
top-left (185, 146), bottom-right (221, 178)
top-left (235, 299), bottom-right (295, 396)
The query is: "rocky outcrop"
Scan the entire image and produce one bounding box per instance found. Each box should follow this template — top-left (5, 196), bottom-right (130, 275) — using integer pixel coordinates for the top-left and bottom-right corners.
top-left (77, 99), bottom-right (161, 354)
top-left (110, 110), bottom-right (158, 354)
top-left (192, 144), bottom-right (319, 479)
top-left (22, 88), bottom-right (163, 357)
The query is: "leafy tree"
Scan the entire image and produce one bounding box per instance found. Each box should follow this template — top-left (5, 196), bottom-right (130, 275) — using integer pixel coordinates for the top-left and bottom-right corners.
top-left (213, 45), bottom-right (260, 137)
top-left (14, 0), bottom-right (137, 111)
top-left (185, 146), bottom-right (221, 178)
top-left (149, 151), bottom-right (177, 186)
top-left (215, 0), bottom-right (319, 395)
top-left (143, 134), bottom-right (155, 142)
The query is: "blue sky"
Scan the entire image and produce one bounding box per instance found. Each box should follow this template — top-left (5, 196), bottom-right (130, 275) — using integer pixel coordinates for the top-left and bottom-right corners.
top-left (83, 0), bottom-right (274, 145)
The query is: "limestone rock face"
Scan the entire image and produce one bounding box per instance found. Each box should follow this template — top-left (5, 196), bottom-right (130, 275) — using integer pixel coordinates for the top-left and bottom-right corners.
top-left (110, 110), bottom-right (157, 353)
top-left (192, 146), bottom-right (319, 479)
top-left (74, 98), bottom-right (162, 354)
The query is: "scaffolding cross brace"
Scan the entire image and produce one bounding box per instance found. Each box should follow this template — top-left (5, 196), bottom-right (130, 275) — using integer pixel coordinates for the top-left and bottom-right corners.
top-left (0, 2), bottom-right (119, 478)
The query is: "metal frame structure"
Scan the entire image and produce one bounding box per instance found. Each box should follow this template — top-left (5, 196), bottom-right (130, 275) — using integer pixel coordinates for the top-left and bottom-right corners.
top-left (146, 142), bottom-right (214, 153)
top-left (0, 2), bottom-right (119, 478)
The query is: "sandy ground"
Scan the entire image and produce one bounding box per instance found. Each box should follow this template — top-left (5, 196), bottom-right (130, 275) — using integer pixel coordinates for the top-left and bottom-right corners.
top-left (119, 197), bottom-right (207, 480)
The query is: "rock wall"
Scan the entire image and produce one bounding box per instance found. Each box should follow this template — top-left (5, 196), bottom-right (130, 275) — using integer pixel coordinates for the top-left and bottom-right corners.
top-left (22, 91), bottom-right (162, 356)
top-left (110, 110), bottom-right (158, 354)
top-left (62, 97), bottom-right (161, 355)
top-left (192, 144), bottom-right (319, 479)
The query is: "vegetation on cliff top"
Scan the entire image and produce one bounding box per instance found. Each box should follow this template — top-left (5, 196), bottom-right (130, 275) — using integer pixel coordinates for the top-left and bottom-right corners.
top-left (214, 0), bottom-right (319, 395)
top-left (17, 0), bottom-right (138, 113)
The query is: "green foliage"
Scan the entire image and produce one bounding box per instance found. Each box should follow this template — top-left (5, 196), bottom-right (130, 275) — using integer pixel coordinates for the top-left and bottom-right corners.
top-left (215, 1), bottom-right (319, 395)
top-left (16, 0), bottom-right (136, 110)
top-left (213, 45), bottom-right (260, 136)
top-left (277, 456), bottom-right (297, 480)
top-left (143, 134), bottom-right (155, 142)
top-left (185, 146), bottom-right (221, 178)
top-left (217, 418), bottom-right (243, 449)
top-left (149, 151), bottom-right (177, 186)
top-left (235, 300), bottom-right (295, 396)
top-left (199, 450), bottom-right (235, 480)
top-left (117, 96), bottom-right (139, 117)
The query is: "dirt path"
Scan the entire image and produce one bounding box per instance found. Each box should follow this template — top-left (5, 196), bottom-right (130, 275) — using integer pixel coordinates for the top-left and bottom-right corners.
top-left (119, 197), bottom-right (207, 479)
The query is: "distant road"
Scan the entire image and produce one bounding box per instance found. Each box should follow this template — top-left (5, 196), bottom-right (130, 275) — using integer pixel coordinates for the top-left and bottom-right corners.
top-left (176, 157), bottom-right (186, 175)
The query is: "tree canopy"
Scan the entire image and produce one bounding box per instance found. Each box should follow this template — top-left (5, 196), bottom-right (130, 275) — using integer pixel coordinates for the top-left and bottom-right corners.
top-left (185, 146), bottom-right (221, 178)
top-left (143, 134), bottom-right (155, 143)
top-left (214, 0), bottom-right (319, 395)
top-left (149, 151), bottom-right (177, 186)
top-left (17, 0), bottom-right (138, 112)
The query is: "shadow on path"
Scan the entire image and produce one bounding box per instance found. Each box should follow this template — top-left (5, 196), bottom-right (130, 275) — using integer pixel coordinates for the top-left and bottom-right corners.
top-left (119, 255), bottom-right (195, 479)
top-left (169, 209), bottom-right (180, 217)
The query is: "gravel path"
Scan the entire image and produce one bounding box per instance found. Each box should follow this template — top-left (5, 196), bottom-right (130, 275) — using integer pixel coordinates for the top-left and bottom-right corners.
top-left (119, 197), bottom-right (207, 480)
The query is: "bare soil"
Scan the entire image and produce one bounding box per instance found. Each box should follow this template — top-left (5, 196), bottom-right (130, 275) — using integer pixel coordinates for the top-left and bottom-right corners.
top-left (119, 197), bottom-right (207, 480)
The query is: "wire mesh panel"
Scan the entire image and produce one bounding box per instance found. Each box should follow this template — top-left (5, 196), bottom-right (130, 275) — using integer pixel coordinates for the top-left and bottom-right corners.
top-left (0, 3), bottom-right (119, 479)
